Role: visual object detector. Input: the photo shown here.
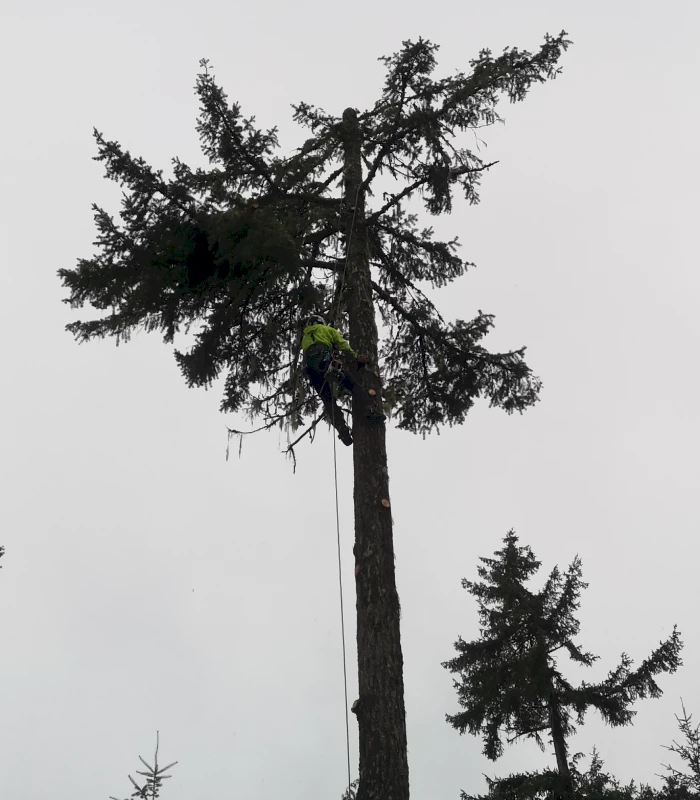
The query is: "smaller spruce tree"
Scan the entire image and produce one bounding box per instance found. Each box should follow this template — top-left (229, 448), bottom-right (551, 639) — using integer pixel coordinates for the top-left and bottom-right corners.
top-left (661, 703), bottom-right (700, 797)
top-left (442, 531), bottom-right (683, 793)
top-left (109, 733), bottom-right (177, 800)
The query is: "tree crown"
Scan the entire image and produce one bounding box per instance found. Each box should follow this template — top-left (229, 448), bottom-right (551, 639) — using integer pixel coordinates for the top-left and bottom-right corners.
top-left (60, 34), bottom-right (570, 438)
top-left (443, 532), bottom-right (682, 762)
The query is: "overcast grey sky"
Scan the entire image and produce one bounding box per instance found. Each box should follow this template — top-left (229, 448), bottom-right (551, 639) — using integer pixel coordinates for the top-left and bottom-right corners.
top-left (1, 1), bottom-right (699, 798)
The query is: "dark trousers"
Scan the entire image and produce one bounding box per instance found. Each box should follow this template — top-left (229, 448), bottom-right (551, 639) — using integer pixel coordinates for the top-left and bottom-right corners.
top-left (305, 345), bottom-right (355, 434)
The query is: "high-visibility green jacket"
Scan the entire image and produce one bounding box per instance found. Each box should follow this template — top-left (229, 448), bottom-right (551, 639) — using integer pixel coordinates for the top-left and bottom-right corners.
top-left (301, 324), bottom-right (356, 358)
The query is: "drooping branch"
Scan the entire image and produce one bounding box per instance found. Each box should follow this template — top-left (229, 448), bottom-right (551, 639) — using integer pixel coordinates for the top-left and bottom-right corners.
top-left (225, 398), bottom-right (309, 439)
top-left (225, 403), bottom-right (328, 473)
top-left (283, 411), bottom-right (327, 473)
top-left (370, 278), bottom-right (528, 377)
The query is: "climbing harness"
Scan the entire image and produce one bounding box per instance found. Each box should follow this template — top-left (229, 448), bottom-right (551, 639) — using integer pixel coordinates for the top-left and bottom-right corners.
top-left (325, 349), bottom-right (352, 401)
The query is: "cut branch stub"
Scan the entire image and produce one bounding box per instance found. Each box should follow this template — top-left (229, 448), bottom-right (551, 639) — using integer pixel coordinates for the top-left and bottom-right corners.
top-left (381, 498), bottom-right (391, 508)
top-left (368, 389), bottom-right (377, 396)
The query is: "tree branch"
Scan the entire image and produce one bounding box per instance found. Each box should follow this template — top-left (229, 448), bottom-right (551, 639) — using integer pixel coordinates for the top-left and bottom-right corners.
top-left (448, 160), bottom-right (498, 180)
top-left (302, 223), bottom-right (343, 246)
top-left (370, 277), bottom-right (436, 328)
top-left (506, 723), bottom-right (550, 745)
top-left (367, 177), bottom-right (426, 224)
top-left (304, 257), bottom-right (344, 272)
top-left (225, 397), bottom-right (308, 439)
top-left (365, 160), bottom-right (497, 225)
top-left (253, 190), bottom-right (341, 210)
top-left (283, 411), bottom-right (327, 473)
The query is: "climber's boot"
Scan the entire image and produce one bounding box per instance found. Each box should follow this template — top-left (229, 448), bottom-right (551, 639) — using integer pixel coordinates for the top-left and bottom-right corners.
top-left (338, 428), bottom-right (353, 447)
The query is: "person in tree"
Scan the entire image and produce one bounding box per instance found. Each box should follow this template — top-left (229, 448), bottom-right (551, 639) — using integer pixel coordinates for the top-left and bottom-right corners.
top-left (302, 314), bottom-right (362, 446)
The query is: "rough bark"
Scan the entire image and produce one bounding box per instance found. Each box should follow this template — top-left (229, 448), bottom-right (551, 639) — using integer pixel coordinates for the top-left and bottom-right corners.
top-left (342, 107), bottom-right (410, 800)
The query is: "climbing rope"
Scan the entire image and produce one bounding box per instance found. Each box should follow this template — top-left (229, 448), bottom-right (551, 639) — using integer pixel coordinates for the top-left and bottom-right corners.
top-left (332, 402), bottom-right (352, 796)
top-left (330, 182), bottom-right (361, 799)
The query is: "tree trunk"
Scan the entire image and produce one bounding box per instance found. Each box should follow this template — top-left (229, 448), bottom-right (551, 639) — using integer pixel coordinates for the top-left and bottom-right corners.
top-left (342, 106), bottom-right (410, 800)
top-left (548, 693), bottom-right (571, 792)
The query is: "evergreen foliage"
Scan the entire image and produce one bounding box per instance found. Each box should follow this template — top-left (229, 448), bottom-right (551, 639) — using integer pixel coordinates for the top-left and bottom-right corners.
top-left (457, 723), bottom-right (700, 800)
top-left (662, 703), bottom-right (700, 795)
top-left (109, 733), bottom-right (177, 800)
top-left (59, 34), bottom-right (570, 436)
top-left (458, 748), bottom-right (658, 800)
top-left (459, 749), bottom-right (635, 800)
top-left (104, 707), bottom-right (699, 800)
top-left (442, 532), bottom-right (683, 774)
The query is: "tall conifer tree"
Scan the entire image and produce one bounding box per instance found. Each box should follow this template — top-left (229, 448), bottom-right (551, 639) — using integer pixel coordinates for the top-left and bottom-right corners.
top-left (61, 36), bottom-right (571, 800)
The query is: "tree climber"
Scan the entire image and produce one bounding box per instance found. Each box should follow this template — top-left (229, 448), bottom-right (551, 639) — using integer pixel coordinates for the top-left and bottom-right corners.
top-left (301, 314), bottom-right (363, 446)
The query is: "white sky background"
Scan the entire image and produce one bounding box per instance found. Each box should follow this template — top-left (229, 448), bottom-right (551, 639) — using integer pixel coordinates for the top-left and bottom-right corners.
top-left (1, 0), bottom-right (699, 798)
